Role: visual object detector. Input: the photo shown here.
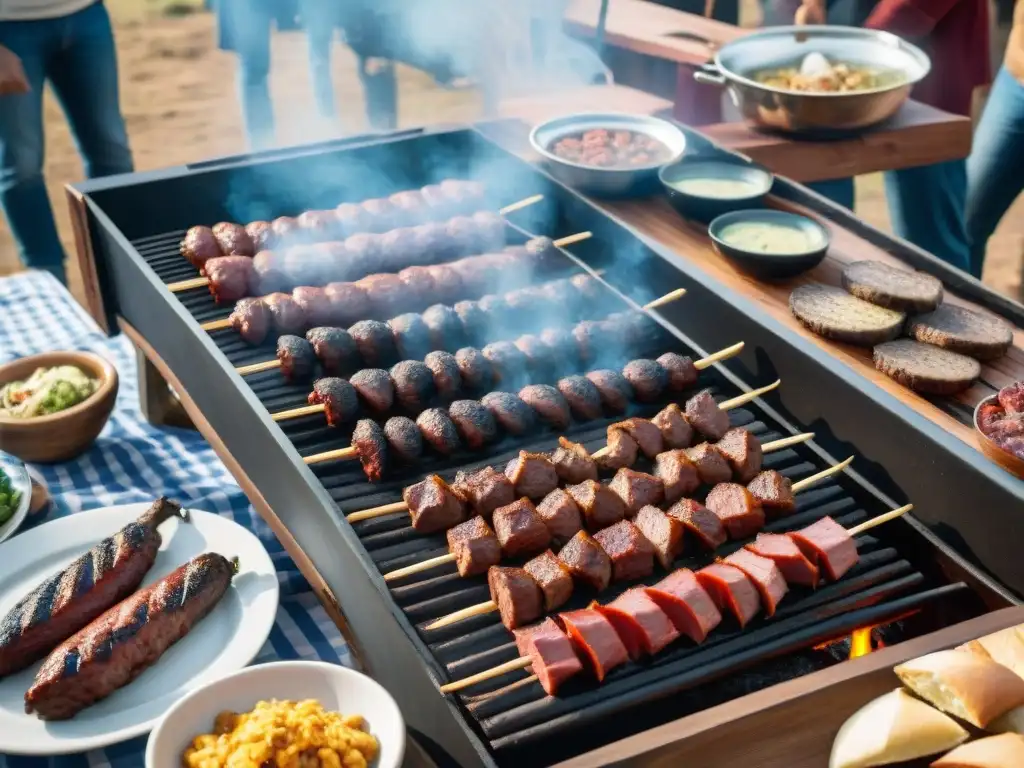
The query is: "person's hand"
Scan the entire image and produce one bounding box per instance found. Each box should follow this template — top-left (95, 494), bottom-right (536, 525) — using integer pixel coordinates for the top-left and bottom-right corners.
top-left (794, 0), bottom-right (826, 25)
top-left (0, 45), bottom-right (29, 96)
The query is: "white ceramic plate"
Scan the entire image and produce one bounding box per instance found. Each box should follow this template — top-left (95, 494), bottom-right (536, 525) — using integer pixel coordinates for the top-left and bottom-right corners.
top-left (0, 502), bottom-right (279, 755)
top-left (146, 661), bottom-right (406, 768)
top-left (0, 456), bottom-right (32, 544)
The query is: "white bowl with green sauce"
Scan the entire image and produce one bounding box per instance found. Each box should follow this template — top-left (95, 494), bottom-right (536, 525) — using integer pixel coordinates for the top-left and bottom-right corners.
top-left (660, 160), bottom-right (774, 223)
top-left (709, 209), bottom-right (831, 279)
top-left (0, 456), bottom-right (31, 543)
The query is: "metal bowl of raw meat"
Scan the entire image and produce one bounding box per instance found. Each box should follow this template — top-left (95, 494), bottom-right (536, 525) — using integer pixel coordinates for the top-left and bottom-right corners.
top-left (974, 390), bottom-right (1024, 480)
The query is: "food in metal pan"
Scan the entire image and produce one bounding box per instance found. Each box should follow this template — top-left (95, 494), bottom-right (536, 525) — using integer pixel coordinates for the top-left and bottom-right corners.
top-left (550, 129), bottom-right (674, 168)
top-left (754, 59), bottom-right (905, 93)
top-left (976, 381), bottom-right (1024, 459)
top-left (0, 365), bottom-right (97, 419)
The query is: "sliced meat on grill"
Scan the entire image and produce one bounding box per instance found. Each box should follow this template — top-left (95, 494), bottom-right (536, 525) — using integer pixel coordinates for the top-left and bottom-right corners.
top-left (666, 499), bottom-right (727, 550)
top-left (644, 569), bottom-right (723, 643)
top-left (747, 470), bottom-right (796, 515)
top-left (716, 428), bottom-right (763, 484)
top-left (455, 347), bottom-right (494, 391)
top-left (180, 226), bottom-right (221, 268)
top-left (633, 505), bottom-right (684, 570)
top-left (349, 369), bottom-right (394, 414)
top-left (593, 520), bottom-right (655, 582)
top-left (597, 428), bottom-right (639, 471)
top-left (557, 608), bottom-right (629, 683)
top-left (383, 417), bottom-right (424, 463)
top-left (653, 450), bottom-right (701, 504)
top-left (390, 360), bottom-right (437, 412)
top-left (536, 489), bottom-right (584, 545)
top-left (595, 589), bottom-right (680, 659)
top-left (556, 376), bottom-right (604, 420)
top-left (566, 480), bottom-right (627, 532)
top-left (515, 335), bottom-right (557, 376)
top-left (482, 342), bottom-right (529, 388)
top-left (518, 385), bottom-right (571, 429)
top-left (415, 408), bottom-right (461, 455)
top-left (622, 359), bottom-right (669, 402)
top-left (611, 418), bottom-right (663, 458)
top-left (307, 378), bottom-right (359, 426)
top-left (492, 498), bottom-right (552, 558)
top-left (277, 336), bottom-right (316, 381)
top-left (550, 437), bottom-right (598, 484)
top-left (695, 563), bottom-right (761, 628)
top-left (481, 392), bottom-right (536, 435)
top-left (789, 516), bottom-right (858, 581)
top-left (747, 533), bottom-right (819, 587)
top-left (423, 351), bottom-right (461, 401)
top-left (608, 468), bottom-right (664, 516)
top-left (722, 549), bottom-right (788, 617)
top-left (704, 483), bottom-right (765, 540)
top-left (404, 475), bottom-right (466, 533)
top-left (447, 400), bottom-right (498, 450)
top-left (652, 404), bottom-right (694, 450)
top-left (685, 389), bottom-right (729, 441)
top-left (263, 293), bottom-right (307, 335)
top-left (685, 443), bottom-right (733, 485)
top-left (488, 567), bottom-right (544, 630)
top-left (446, 517), bottom-right (501, 577)
top-left (349, 320), bottom-right (399, 368)
top-left (422, 304), bottom-right (467, 349)
top-left (212, 222), bottom-right (255, 256)
top-left (228, 297), bottom-right (270, 344)
top-left (524, 551), bottom-right (574, 612)
top-left (558, 531), bottom-right (612, 591)
top-left (585, 370), bottom-right (634, 412)
top-left (513, 618), bottom-right (583, 696)
top-left (505, 452), bottom-right (559, 500)
top-left (452, 466), bottom-right (515, 520)
top-left (389, 313), bottom-right (432, 360)
top-left (351, 419), bottom-right (388, 482)
top-left (306, 327), bottom-right (358, 376)
top-left (657, 353), bottom-right (699, 391)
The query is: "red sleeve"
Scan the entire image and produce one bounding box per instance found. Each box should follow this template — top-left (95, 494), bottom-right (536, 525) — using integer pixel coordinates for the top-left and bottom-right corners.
top-left (863, 0), bottom-right (962, 36)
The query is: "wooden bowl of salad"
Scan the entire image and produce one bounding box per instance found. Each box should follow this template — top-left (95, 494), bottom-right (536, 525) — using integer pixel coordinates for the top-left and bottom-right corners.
top-left (0, 351), bottom-right (118, 463)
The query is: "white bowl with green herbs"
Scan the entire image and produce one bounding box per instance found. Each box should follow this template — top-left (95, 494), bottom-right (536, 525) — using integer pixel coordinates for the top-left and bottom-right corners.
top-left (0, 457), bottom-right (32, 543)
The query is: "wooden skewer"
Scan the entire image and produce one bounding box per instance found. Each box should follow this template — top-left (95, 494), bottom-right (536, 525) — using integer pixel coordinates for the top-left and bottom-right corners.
top-left (202, 317), bottom-right (234, 332)
top-left (499, 194), bottom-right (544, 216)
top-left (789, 455), bottom-right (853, 493)
top-left (644, 287), bottom-right (687, 311)
top-left (381, 432), bottom-right (815, 582)
top-left (436, 503), bottom-right (913, 692)
top-left (236, 359), bottom-right (284, 376)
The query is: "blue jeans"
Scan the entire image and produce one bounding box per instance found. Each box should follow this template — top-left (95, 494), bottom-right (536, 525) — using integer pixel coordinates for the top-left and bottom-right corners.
top-left (0, 2), bottom-right (132, 283)
top-left (965, 66), bottom-right (1024, 279)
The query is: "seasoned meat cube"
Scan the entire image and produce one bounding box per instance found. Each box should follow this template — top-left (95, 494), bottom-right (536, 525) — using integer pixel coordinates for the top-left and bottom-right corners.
top-left (645, 569), bottom-right (723, 643)
top-left (652, 403), bottom-right (693, 449)
top-left (667, 498), bottom-right (726, 550)
top-left (536, 488), bottom-right (583, 545)
top-left (558, 608), bottom-right (629, 682)
top-left (685, 443), bottom-right (732, 485)
top-left (404, 475), bottom-right (466, 533)
top-left (306, 327), bottom-right (358, 376)
top-left (685, 389), bottom-right (729, 441)
top-left (747, 533), bottom-right (819, 588)
top-left (349, 368), bottom-right (394, 414)
top-left (557, 375), bottom-right (603, 420)
top-left (482, 341), bottom-right (529, 388)
top-left (608, 468), bottom-right (664, 516)
top-left (424, 264), bottom-right (464, 305)
top-left (293, 287), bottom-right (336, 329)
top-left (180, 225), bottom-right (221, 268)
top-left (723, 549), bottom-right (788, 617)
top-left (654, 449), bottom-right (701, 504)
top-left (716, 428), bottom-right (763, 484)
top-left (415, 409), bottom-right (461, 455)
top-left (358, 273), bottom-right (407, 318)
top-left (634, 505), bottom-right (684, 570)
top-left (245, 220), bottom-right (273, 250)
top-left (383, 416), bottom-right (424, 463)
top-left (324, 282), bottom-right (371, 326)
top-left (422, 304), bottom-right (466, 349)
top-left (388, 313), bottom-right (432, 360)
top-left (447, 400), bottom-right (498, 450)
top-left (481, 392), bottom-right (536, 435)
top-left (657, 352), bottom-right (699, 391)
top-left (476, 294), bottom-right (511, 327)
top-left (597, 428), bottom-right (639, 471)
top-left (423, 351), bottom-right (461, 401)
top-left (550, 437), bottom-right (598, 484)
top-left (747, 470), bottom-right (796, 515)
top-left (212, 221), bottom-right (255, 256)
top-left (455, 347), bottom-right (494, 391)
top-left (488, 567), bottom-right (544, 630)
top-left (263, 292), bottom-right (306, 335)
top-left (696, 563), bottom-right (760, 628)
top-left (611, 418), bottom-right (663, 458)
top-left (308, 377), bottom-right (359, 426)
top-left (505, 451), bottom-right (559, 500)
top-left (453, 301), bottom-right (487, 345)
top-left (789, 516), bottom-right (858, 581)
top-left (349, 320), bottom-right (398, 368)
top-left (518, 384), bottom-right (571, 429)
top-left (558, 531), bottom-right (612, 591)
top-left (492, 498), bottom-right (552, 558)
top-left (351, 419), bottom-right (388, 482)
top-left (228, 297), bottom-right (270, 344)
top-left (390, 360), bottom-right (437, 411)
top-left (586, 369), bottom-right (633, 412)
top-left (524, 551), bottom-right (574, 611)
top-left (452, 465), bottom-right (514, 519)
top-left (515, 335), bottom-right (557, 375)
top-left (705, 483), bottom-right (765, 540)
top-left (597, 588), bottom-right (680, 659)
top-left (297, 209), bottom-right (338, 237)
top-left (270, 215), bottom-right (299, 239)
top-left (622, 359), bottom-right (668, 402)
top-left (566, 479), bottom-right (626, 531)
top-left (540, 327), bottom-right (581, 368)
top-left (573, 321), bottom-right (603, 362)
top-left (447, 517), bottom-right (501, 577)
top-left (593, 520), bottom-right (655, 582)
top-left (277, 335), bottom-right (317, 382)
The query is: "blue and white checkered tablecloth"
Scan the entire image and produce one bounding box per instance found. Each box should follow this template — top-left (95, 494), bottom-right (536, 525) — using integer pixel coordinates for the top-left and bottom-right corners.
top-left (0, 271), bottom-right (354, 768)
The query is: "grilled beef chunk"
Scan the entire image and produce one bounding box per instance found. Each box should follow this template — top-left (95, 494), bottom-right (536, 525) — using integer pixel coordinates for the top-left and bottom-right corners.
top-left (308, 378), bottom-right (359, 426)
top-left (389, 313), bottom-right (432, 360)
top-left (325, 282), bottom-right (372, 327)
top-left (276, 336), bottom-right (316, 381)
top-left (622, 359), bottom-right (669, 402)
top-left (349, 320), bottom-right (398, 367)
top-left (306, 327), bottom-right (358, 376)
top-left (550, 437), bottom-right (599, 484)
top-left (390, 360), bottom-right (437, 412)
top-left (416, 409), bottom-right (461, 455)
top-left (505, 452), bottom-right (559, 500)
top-left (423, 304), bottom-right (466, 349)
top-left (747, 470), bottom-right (796, 514)
top-left (292, 287), bottom-right (336, 329)
top-left (635, 507), bottom-right (683, 571)
top-left (696, 563), bottom-right (761, 628)
top-left (447, 517), bottom-right (501, 577)
top-left (559, 531), bottom-right (613, 591)
top-left (482, 342), bottom-right (529, 388)
top-left (558, 608), bottom-right (628, 682)
top-left (566, 479), bottom-right (627, 531)
top-left (359, 274), bottom-right (406, 319)
top-left (685, 389), bottom-right (729, 441)
top-left (492, 498), bottom-right (552, 558)
top-left (518, 385), bottom-right (571, 429)
top-left (524, 551), bottom-right (574, 611)
top-left (404, 475), bottom-right (466, 533)
top-left (657, 352), bottom-right (699, 391)
top-left (747, 533), bottom-right (819, 588)
top-left (557, 375), bottom-right (604, 420)
top-left (536, 488), bottom-right (584, 545)
top-left (263, 293), bottom-right (306, 334)
top-left (229, 297), bottom-right (270, 344)
top-left (349, 368), bottom-right (395, 414)
top-left (541, 328), bottom-right (582, 368)
top-left (454, 347), bottom-right (494, 391)
top-left (652, 403), bottom-right (694, 449)
top-left (448, 400), bottom-right (498, 450)
top-left (383, 417), bottom-right (424, 463)
top-left (723, 549), bottom-right (788, 617)
top-left (245, 220), bottom-right (273, 249)
top-left (608, 468), bottom-right (664, 516)
top-left (489, 567), bottom-right (544, 630)
top-left (685, 443), bottom-right (733, 485)
top-left (426, 265), bottom-right (467, 305)
top-left (212, 222), bottom-right (255, 256)
top-left (585, 369), bottom-right (633, 412)
top-left (593, 520), bottom-right (655, 582)
top-left (596, 589), bottom-right (680, 659)
top-left (614, 418), bottom-right (664, 458)
top-left (351, 419), bottom-right (388, 482)
top-left (573, 321), bottom-right (604, 363)
top-left (598, 428), bottom-right (639, 471)
top-left (789, 516), bottom-right (858, 581)
top-left (477, 294), bottom-right (511, 327)
top-left (515, 335), bottom-right (557, 376)
top-left (208, 256), bottom-right (257, 303)
top-left (423, 351), bottom-right (461, 400)
top-left (481, 392), bottom-right (536, 435)
top-left (180, 226), bottom-right (221, 268)
top-left (716, 428), bottom-right (763, 483)
top-left (644, 569), bottom-right (723, 643)
top-left (705, 483), bottom-right (765, 540)
top-left (653, 450), bottom-right (701, 504)
top-left (452, 466), bottom-right (514, 519)
top-left (666, 499), bottom-right (727, 549)
top-left (513, 618), bottom-right (583, 695)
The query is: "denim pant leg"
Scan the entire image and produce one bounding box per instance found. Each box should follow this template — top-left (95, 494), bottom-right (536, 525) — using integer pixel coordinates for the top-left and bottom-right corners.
top-left (965, 67), bottom-right (1024, 279)
top-left (226, 0), bottom-right (274, 149)
top-left (299, 0), bottom-right (337, 121)
top-left (807, 178), bottom-right (856, 210)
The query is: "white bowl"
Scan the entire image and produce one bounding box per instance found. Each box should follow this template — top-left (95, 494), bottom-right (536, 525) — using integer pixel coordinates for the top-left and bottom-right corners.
top-left (146, 661), bottom-right (405, 768)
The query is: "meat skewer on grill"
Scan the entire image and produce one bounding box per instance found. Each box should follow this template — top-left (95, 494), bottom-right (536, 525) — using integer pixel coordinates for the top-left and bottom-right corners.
top-left (436, 504), bottom-right (912, 695)
top-left (421, 455), bottom-right (853, 631)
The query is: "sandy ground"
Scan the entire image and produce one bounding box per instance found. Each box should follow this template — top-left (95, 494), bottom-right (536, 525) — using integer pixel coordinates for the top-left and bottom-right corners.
top-left (0, 4), bottom-right (1021, 303)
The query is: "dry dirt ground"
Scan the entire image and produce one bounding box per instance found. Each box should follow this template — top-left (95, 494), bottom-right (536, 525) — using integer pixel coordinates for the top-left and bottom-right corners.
top-left (1, 2), bottom-right (1021, 303)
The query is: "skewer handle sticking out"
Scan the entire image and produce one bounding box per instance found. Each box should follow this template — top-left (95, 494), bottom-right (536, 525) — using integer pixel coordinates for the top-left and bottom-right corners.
top-left (693, 341), bottom-right (744, 371)
top-left (499, 194), bottom-right (544, 216)
top-left (847, 504), bottom-right (913, 537)
top-left (552, 231), bottom-right (593, 248)
top-left (383, 553), bottom-right (457, 582)
top-left (237, 359), bottom-right (284, 376)
top-left (643, 287), bottom-right (687, 311)
top-left (201, 317), bottom-right (234, 332)
top-left (790, 455), bottom-right (854, 494)
top-left (760, 432), bottom-right (814, 452)
top-left (305, 446), bottom-right (357, 466)
top-left (347, 500), bottom-right (409, 523)
top-left (168, 276), bottom-right (211, 293)
top-left (425, 600), bottom-right (499, 631)
top-left (440, 656), bottom-right (533, 694)
top-left (718, 379), bottom-right (781, 412)
top-left (271, 403), bottom-right (326, 422)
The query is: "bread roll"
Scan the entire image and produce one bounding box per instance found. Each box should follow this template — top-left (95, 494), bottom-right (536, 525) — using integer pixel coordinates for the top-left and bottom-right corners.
top-left (931, 733), bottom-right (1024, 767)
top-left (989, 706), bottom-right (1024, 736)
top-left (895, 650), bottom-right (1024, 728)
top-left (830, 688), bottom-right (968, 768)
top-left (958, 628), bottom-right (1024, 680)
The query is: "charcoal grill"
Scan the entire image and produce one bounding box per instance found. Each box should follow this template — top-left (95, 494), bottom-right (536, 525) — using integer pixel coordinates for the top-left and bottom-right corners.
top-left (67, 125), bottom-right (1021, 767)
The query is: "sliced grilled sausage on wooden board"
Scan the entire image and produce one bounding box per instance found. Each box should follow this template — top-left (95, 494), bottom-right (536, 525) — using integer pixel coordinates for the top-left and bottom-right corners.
top-left (24, 552), bottom-right (237, 720)
top-left (0, 498), bottom-right (187, 679)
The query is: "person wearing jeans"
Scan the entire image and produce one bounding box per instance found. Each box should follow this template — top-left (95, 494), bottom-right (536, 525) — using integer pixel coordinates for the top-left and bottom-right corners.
top-left (0, 1), bottom-right (133, 285)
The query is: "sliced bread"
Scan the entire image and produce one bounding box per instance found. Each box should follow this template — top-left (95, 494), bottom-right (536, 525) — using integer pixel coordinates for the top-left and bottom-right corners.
top-left (907, 304), bottom-right (1013, 361)
top-left (932, 733), bottom-right (1024, 767)
top-left (873, 340), bottom-right (981, 395)
top-left (790, 283), bottom-right (906, 346)
top-left (842, 260), bottom-right (944, 312)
